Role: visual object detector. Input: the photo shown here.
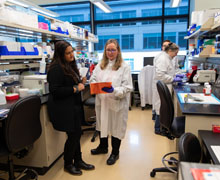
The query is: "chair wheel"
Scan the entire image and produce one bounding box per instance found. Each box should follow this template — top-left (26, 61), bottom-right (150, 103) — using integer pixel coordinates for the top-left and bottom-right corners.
top-left (141, 107), bottom-right (145, 110)
top-left (91, 137), bottom-right (95, 142)
top-left (168, 161), bottom-right (173, 165)
top-left (150, 170), bottom-right (156, 177)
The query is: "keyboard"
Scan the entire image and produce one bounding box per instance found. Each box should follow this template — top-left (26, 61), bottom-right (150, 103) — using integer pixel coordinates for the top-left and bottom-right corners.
top-left (211, 146), bottom-right (220, 163)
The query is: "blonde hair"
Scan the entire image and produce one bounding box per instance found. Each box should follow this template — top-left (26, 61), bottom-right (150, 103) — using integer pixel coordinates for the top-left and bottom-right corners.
top-left (100, 39), bottom-right (123, 70)
top-left (164, 42), bottom-right (179, 52)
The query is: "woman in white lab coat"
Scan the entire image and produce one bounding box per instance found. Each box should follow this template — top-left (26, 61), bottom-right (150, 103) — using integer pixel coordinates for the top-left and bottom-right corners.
top-left (152, 42), bottom-right (180, 135)
top-left (90, 39), bottom-right (133, 165)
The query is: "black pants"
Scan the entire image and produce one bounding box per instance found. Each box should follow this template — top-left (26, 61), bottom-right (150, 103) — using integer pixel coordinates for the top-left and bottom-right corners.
top-left (99, 135), bottom-right (121, 156)
top-left (64, 131), bottom-right (82, 166)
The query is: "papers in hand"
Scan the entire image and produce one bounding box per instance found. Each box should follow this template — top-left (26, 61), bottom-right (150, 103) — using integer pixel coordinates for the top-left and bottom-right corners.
top-left (90, 82), bottom-right (112, 95)
top-left (79, 67), bottom-right (89, 77)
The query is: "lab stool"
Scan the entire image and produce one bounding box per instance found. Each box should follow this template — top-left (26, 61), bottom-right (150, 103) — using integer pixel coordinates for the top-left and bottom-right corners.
top-left (82, 97), bottom-right (98, 142)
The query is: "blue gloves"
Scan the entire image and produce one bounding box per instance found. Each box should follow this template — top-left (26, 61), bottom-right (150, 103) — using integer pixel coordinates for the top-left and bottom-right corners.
top-left (102, 86), bottom-right (114, 93)
top-left (176, 74), bottom-right (185, 78)
top-left (173, 77), bottom-right (182, 82)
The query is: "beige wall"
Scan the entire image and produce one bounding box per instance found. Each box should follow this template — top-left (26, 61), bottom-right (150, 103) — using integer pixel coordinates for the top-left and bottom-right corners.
top-left (194, 0), bottom-right (220, 11)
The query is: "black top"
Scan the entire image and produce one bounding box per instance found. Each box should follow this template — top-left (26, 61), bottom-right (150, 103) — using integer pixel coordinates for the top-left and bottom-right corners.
top-left (173, 85), bottom-right (220, 116)
top-left (199, 130), bottom-right (220, 164)
top-left (47, 63), bottom-right (83, 132)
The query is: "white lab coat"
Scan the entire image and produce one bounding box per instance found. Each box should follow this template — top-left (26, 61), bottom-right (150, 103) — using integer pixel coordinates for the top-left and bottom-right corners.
top-left (152, 51), bottom-right (175, 115)
top-left (138, 65), bottom-right (154, 107)
top-left (172, 56), bottom-right (182, 75)
top-left (90, 60), bottom-right (133, 139)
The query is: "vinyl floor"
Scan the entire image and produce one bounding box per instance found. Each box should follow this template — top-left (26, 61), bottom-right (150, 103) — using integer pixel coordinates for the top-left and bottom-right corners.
top-left (37, 106), bottom-right (177, 180)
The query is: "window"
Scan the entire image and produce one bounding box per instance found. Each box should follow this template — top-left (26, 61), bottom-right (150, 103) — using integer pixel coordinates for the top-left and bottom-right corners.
top-left (44, 2), bottom-right (90, 22)
top-left (95, 35), bottom-right (120, 51)
top-left (143, 33), bottom-right (162, 49)
top-left (164, 32), bottom-right (176, 43)
top-left (95, 0), bottom-right (162, 20)
top-left (178, 32), bottom-right (187, 48)
top-left (122, 11), bottom-right (136, 19)
top-left (142, 8), bottom-right (162, 17)
top-left (165, 0), bottom-right (189, 15)
top-left (59, 15), bottom-right (84, 22)
top-left (142, 20), bottom-right (161, 25)
top-left (122, 34), bottom-right (134, 50)
top-left (124, 58), bottom-right (134, 71)
top-left (164, 18), bottom-right (188, 49)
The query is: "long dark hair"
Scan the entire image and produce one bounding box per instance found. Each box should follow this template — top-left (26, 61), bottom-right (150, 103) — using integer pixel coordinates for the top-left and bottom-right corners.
top-left (49, 40), bottom-right (80, 83)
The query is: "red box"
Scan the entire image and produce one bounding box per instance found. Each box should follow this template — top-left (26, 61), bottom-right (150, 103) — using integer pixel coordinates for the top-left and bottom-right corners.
top-left (6, 93), bottom-right (19, 101)
top-left (212, 125), bottom-right (220, 133)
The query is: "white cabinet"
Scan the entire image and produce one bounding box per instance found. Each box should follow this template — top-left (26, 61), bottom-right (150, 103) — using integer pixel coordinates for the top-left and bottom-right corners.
top-left (13, 104), bottom-right (66, 174)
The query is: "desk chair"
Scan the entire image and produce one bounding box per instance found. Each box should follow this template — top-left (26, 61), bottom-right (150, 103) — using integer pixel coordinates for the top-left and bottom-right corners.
top-left (150, 81), bottom-right (185, 177)
top-left (150, 132), bottom-right (201, 177)
top-left (82, 97), bottom-right (98, 142)
top-left (0, 95), bottom-right (42, 180)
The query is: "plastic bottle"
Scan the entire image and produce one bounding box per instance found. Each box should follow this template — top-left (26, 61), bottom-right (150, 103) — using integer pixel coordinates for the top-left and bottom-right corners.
top-left (39, 53), bottom-right (46, 74)
top-left (0, 84), bottom-right (6, 105)
top-left (204, 84), bottom-right (212, 96)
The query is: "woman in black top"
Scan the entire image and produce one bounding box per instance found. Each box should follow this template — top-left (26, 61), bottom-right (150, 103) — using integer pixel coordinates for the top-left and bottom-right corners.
top-left (47, 40), bottom-right (94, 176)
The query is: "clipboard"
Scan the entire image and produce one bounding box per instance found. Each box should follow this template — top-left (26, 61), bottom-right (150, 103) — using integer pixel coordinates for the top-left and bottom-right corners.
top-left (90, 82), bottom-right (112, 94)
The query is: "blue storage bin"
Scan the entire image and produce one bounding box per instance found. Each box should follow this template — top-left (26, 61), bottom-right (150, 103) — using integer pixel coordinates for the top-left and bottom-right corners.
top-left (21, 47), bottom-right (39, 56)
top-left (51, 27), bottom-right (69, 35)
top-left (0, 46), bottom-right (24, 56)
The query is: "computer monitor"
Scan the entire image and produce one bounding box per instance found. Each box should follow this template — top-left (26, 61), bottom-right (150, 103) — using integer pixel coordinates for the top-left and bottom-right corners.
top-left (143, 57), bottom-right (154, 66)
top-left (177, 55), bottom-right (186, 68)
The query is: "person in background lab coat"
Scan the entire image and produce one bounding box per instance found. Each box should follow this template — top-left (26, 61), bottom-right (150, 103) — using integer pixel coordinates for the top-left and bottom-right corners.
top-left (152, 40), bottom-right (171, 120)
top-left (152, 40), bottom-right (182, 120)
top-left (152, 42), bottom-right (181, 136)
top-left (90, 39), bottom-right (133, 165)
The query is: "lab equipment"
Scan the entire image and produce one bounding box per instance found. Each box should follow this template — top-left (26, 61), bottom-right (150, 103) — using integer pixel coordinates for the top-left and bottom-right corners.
top-left (193, 70), bottom-right (216, 83)
top-left (22, 75), bottom-right (49, 95)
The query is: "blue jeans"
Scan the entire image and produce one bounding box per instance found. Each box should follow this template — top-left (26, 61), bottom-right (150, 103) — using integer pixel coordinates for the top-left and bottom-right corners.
top-left (152, 110), bottom-right (156, 120)
top-left (154, 114), bottom-right (160, 133)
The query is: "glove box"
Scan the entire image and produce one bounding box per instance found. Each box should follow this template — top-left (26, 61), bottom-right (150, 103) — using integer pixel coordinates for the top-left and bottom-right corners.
top-left (22, 75), bottom-right (49, 95)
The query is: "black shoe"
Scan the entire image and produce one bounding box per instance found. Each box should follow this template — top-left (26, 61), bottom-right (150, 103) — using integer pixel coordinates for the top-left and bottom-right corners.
top-left (75, 160), bottom-right (95, 170)
top-left (152, 114), bottom-right (156, 120)
top-left (154, 131), bottom-right (161, 135)
top-left (64, 164), bottom-right (82, 175)
top-left (91, 147), bottom-right (108, 155)
top-left (106, 154), bottom-right (119, 165)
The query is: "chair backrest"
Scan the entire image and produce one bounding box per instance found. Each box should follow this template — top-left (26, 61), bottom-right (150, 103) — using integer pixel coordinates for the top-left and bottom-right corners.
top-left (4, 95), bottom-right (42, 153)
top-left (156, 80), bottom-right (174, 131)
top-left (178, 133), bottom-right (201, 162)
